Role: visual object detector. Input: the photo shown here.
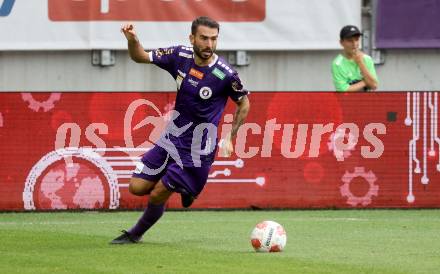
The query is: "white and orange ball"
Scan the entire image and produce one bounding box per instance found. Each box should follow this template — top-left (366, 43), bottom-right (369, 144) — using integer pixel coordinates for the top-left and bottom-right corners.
top-left (250, 220), bottom-right (287, 252)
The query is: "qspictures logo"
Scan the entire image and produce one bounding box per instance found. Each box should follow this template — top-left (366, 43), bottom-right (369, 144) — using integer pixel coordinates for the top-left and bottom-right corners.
top-left (53, 98), bottom-right (387, 175)
top-left (48, 0), bottom-right (266, 21)
top-left (0, 0), bottom-right (15, 16)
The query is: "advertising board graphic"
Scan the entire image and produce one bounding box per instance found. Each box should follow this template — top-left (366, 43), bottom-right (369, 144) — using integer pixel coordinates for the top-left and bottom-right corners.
top-left (0, 92), bottom-right (439, 211)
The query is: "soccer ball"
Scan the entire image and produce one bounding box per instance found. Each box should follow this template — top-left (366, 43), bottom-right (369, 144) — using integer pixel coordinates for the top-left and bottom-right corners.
top-left (250, 220), bottom-right (287, 252)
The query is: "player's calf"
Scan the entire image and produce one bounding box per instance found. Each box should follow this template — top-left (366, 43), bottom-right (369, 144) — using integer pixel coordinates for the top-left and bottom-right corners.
top-left (148, 181), bottom-right (174, 204)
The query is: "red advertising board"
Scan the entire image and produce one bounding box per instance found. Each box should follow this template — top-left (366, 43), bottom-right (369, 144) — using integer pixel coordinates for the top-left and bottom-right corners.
top-left (48, 0), bottom-right (266, 21)
top-left (0, 92), bottom-right (439, 211)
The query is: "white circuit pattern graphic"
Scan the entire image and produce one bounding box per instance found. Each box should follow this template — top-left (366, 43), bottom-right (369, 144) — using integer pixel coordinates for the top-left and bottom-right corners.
top-left (108, 149), bottom-right (266, 188)
top-left (21, 93), bottom-right (61, 112)
top-left (340, 167), bottom-right (378, 206)
top-left (405, 92), bottom-right (440, 203)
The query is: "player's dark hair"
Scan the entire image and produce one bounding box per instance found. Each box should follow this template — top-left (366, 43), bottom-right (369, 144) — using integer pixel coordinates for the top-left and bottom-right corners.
top-left (191, 16), bottom-right (220, 35)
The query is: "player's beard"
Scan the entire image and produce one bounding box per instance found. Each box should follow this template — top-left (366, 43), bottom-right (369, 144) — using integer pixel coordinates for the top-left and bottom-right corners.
top-left (193, 44), bottom-right (214, 60)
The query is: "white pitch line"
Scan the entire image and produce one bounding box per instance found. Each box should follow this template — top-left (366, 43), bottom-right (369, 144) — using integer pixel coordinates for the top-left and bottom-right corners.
top-left (0, 220), bottom-right (126, 226)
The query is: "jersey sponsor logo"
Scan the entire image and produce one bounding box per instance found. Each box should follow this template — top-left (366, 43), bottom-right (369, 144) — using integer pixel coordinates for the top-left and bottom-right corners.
top-left (179, 52), bottom-right (193, 59)
top-left (199, 87), bottom-right (213, 100)
top-left (48, 0), bottom-right (265, 22)
top-left (188, 78), bottom-right (199, 87)
top-left (189, 68), bottom-right (204, 80)
top-left (213, 68), bottom-right (226, 80)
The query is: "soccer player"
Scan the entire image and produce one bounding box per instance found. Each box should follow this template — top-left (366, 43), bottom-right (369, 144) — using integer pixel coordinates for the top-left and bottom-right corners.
top-left (111, 16), bottom-right (250, 244)
top-left (331, 25), bottom-right (379, 92)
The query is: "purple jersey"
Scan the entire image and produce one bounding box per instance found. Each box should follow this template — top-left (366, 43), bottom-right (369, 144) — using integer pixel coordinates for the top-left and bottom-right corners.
top-left (148, 45), bottom-right (248, 167)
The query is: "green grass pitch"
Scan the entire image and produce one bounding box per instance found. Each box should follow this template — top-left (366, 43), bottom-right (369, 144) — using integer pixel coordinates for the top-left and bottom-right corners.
top-left (1, 210), bottom-right (439, 274)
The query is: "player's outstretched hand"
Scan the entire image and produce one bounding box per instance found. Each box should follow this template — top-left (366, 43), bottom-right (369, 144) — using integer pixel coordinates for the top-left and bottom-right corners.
top-left (121, 23), bottom-right (137, 42)
top-left (219, 133), bottom-right (233, 157)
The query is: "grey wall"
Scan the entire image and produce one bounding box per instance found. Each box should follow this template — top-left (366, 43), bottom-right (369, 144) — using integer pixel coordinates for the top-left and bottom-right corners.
top-left (1, 0), bottom-right (438, 92)
top-left (375, 49), bottom-right (440, 91)
top-left (1, 49), bottom-right (439, 92)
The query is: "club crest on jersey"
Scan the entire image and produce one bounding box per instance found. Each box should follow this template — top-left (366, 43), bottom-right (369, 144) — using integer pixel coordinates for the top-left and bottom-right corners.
top-left (199, 87), bottom-right (213, 100)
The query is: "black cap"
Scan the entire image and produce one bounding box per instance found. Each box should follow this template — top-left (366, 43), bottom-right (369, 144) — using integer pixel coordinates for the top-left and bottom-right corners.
top-left (340, 25), bottom-right (362, 40)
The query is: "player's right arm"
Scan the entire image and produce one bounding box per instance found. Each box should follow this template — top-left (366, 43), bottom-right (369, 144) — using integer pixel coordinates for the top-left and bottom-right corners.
top-left (121, 23), bottom-right (151, 63)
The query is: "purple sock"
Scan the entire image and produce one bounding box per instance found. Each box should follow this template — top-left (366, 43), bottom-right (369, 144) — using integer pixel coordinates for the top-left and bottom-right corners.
top-left (128, 202), bottom-right (165, 239)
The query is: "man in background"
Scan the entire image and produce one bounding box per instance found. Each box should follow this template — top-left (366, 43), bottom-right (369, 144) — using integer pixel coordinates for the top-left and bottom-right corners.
top-left (332, 25), bottom-right (378, 92)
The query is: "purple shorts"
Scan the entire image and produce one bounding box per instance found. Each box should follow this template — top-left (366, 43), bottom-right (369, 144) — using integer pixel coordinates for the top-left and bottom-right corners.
top-left (132, 145), bottom-right (211, 197)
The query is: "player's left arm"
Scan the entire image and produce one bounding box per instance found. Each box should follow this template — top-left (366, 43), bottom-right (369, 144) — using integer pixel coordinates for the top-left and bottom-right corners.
top-left (231, 96), bottom-right (250, 138)
top-left (220, 72), bottom-right (251, 157)
top-left (221, 96), bottom-right (250, 157)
